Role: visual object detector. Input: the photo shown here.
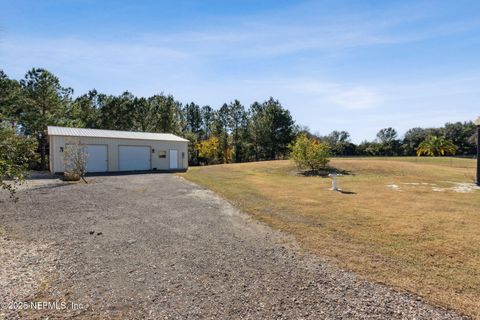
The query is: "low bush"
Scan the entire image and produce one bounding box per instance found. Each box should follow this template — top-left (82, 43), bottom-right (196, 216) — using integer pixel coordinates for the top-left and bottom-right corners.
top-left (0, 127), bottom-right (38, 200)
top-left (290, 134), bottom-right (331, 173)
top-left (63, 171), bottom-right (80, 181)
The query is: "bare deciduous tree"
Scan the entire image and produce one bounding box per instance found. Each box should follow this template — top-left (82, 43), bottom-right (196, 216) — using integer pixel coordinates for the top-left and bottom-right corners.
top-left (64, 142), bottom-right (88, 183)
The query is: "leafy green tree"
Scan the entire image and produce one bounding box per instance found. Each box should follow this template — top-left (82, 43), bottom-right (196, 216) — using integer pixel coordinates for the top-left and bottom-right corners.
top-left (130, 97), bottom-right (148, 131)
top-left (442, 121), bottom-right (476, 155)
top-left (201, 105), bottom-right (215, 140)
top-left (377, 127), bottom-right (398, 143)
top-left (158, 95), bottom-right (182, 134)
top-left (0, 71), bottom-right (24, 127)
top-left (249, 102), bottom-right (266, 161)
top-left (376, 127), bottom-right (401, 156)
top-left (468, 130), bottom-right (477, 148)
top-left (20, 68), bottom-right (73, 170)
top-left (356, 140), bottom-right (370, 155)
top-left (211, 104), bottom-right (232, 163)
top-left (225, 100), bottom-right (249, 162)
top-left (291, 133), bottom-right (331, 172)
top-left (238, 114), bottom-right (253, 161)
top-left (416, 135), bottom-right (457, 156)
top-left (98, 91), bottom-right (136, 130)
top-left (263, 98), bottom-right (295, 159)
top-left (182, 131), bottom-right (197, 164)
top-left (183, 102), bottom-right (203, 163)
top-left (183, 102), bottom-right (203, 136)
top-left (249, 98), bottom-right (295, 160)
top-left (293, 125), bottom-right (315, 139)
top-left (356, 140), bottom-right (383, 156)
top-left (324, 130), bottom-right (356, 155)
top-left (213, 105), bottom-right (227, 135)
top-left (145, 94), bottom-right (183, 134)
top-left (69, 89), bottom-right (104, 128)
top-left (0, 126), bottom-right (38, 200)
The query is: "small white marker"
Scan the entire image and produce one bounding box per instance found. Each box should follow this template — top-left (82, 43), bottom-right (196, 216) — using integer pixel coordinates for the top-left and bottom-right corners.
top-left (328, 173), bottom-right (343, 191)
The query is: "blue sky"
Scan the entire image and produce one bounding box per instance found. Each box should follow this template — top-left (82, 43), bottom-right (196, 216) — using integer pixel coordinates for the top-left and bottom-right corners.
top-left (1, 0), bottom-right (479, 142)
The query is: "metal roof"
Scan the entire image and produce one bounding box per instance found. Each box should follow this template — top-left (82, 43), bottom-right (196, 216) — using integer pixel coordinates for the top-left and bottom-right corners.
top-left (47, 126), bottom-right (189, 142)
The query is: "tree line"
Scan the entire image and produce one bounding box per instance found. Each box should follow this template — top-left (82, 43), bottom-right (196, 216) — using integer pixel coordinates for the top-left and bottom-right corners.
top-left (310, 122), bottom-right (477, 157)
top-left (1, 68), bottom-right (477, 172)
top-left (0, 68), bottom-right (296, 169)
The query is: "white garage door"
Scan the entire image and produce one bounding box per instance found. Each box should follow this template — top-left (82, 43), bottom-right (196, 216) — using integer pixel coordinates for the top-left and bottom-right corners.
top-left (65, 144), bottom-right (108, 173)
top-left (119, 146), bottom-right (151, 171)
top-left (85, 145), bottom-right (108, 172)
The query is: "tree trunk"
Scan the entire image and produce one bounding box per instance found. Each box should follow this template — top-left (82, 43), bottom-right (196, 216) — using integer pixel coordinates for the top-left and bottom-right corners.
top-left (40, 139), bottom-right (47, 170)
top-left (270, 148), bottom-right (276, 160)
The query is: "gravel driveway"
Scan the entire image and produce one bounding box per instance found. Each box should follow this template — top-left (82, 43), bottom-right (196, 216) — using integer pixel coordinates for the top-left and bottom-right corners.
top-left (0, 173), bottom-right (466, 319)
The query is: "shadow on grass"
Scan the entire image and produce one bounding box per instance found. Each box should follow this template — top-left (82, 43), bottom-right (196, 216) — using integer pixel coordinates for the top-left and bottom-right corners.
top-left (297, 166), bottom-right (353, 177)
top-left (336, 189), bottom-right (357, 195)
top-left (295, 167), bottom-right (357, 194)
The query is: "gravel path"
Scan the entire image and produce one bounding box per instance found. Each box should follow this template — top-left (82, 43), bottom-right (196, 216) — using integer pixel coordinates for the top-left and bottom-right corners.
top-left (0, 173), bottom-right (467, 319)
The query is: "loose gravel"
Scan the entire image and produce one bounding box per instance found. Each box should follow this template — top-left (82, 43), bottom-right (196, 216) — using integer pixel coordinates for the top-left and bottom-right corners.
top-left (0, 173), bottom-right (467, 319)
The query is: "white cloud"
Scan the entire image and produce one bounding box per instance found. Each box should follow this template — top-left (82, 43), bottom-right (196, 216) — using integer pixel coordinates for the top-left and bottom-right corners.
top-left (283, 80), bottom-right (383, 110)
top-left (136, 2), bottom-right (480, 58)
top-left (0, 36), bottom-right (193, 95)
top-left (327, 87), bottom-right (383, 110)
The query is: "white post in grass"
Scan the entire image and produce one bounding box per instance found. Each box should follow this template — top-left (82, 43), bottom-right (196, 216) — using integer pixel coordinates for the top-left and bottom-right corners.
top-left (475, 116), bottom-right (480, 186)
top-left (328, 173), bottom-right (342, 191)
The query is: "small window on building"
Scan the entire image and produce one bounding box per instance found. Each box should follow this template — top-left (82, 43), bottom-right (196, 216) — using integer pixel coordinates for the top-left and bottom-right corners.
top-left (158, 150), bottom-right (167, 158)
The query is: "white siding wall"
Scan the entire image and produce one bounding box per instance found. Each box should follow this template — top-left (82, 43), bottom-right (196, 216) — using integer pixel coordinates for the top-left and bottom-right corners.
top-left (50, 136), bottom-right (188, 173)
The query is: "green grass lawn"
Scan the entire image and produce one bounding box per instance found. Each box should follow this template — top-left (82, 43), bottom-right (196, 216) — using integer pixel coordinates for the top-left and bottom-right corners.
top-left (180, 157), bottom-right (480, 318)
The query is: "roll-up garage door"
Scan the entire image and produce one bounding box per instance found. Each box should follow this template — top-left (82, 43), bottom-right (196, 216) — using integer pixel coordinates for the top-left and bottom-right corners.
top-left (65, 144), bottom-right (108, 173)
top-left (119, 146), bottom-right (151, 171)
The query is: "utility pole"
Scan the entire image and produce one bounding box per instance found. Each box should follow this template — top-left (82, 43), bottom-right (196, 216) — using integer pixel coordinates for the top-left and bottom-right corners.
top-left (475, 117), bottom-right (480, 186)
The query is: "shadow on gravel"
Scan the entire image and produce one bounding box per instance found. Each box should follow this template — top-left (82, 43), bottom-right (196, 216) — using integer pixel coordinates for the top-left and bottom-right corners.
top-left (29, 183), bottom-right (73, 191)
top-left (28, 169), bottom-right (187, 179)
top-left (84, 169), bottom-right (186, 177)
top-left (26, 171), bottom-right (60, 180)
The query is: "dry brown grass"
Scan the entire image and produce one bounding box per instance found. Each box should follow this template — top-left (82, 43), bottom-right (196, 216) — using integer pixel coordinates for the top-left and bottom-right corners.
top-left (180, 157), bottom-right (480, 318)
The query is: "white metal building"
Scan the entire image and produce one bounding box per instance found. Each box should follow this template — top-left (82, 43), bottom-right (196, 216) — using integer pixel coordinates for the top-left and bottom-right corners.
top-left (48, 126), bottom-right (189, 173)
